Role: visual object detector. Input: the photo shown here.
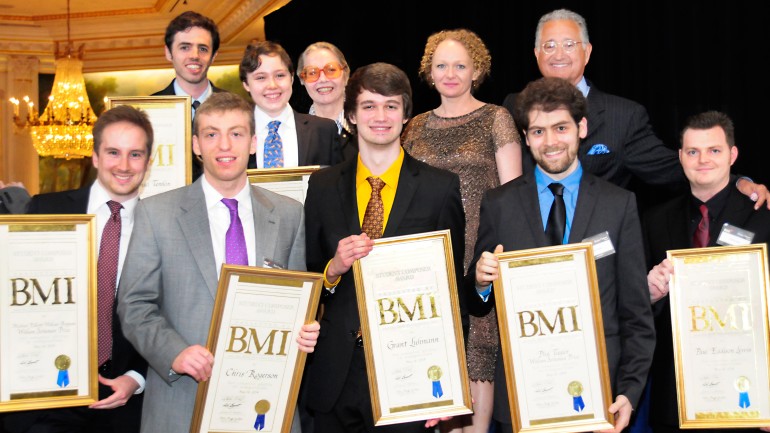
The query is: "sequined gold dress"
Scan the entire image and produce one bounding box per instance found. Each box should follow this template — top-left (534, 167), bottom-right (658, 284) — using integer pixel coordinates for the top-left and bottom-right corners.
top-left (402, 103), bottom-right (521, 381)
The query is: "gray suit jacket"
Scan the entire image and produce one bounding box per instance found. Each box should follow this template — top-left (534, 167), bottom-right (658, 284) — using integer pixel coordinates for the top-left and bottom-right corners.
top-left (466, 169), bottom-right (655, 424)
top-left (117, 179), bottom-right (305, 433)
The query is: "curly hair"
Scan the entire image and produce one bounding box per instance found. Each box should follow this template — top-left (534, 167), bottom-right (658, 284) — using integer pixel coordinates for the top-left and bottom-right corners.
top-left (418, 29), bottom-right (491, 91)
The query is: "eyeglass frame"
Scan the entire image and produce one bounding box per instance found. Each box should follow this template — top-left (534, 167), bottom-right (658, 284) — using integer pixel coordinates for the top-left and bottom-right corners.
top-left (299, 62), bottom-right (348, 83)
top-left (540, 39), bottom-right (584, 55)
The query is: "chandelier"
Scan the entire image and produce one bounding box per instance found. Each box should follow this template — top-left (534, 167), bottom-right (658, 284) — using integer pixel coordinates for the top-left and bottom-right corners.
top-left (8, 0), bottom-right (96, 159)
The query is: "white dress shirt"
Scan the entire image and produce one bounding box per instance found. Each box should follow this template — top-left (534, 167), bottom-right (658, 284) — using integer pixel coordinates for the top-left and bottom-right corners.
top-left (200, 177), bottom-right (257, 278)
top-left (254, 104), bottom-right (299, 168)
top-left (87, 180), bottom-right (145, 393)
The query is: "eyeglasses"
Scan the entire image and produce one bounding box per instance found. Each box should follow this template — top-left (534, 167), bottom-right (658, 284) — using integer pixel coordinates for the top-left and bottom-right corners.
top-left (541, 40), bottom-right (583, 55)
top-left (299, 63), bottom-right (347, 83)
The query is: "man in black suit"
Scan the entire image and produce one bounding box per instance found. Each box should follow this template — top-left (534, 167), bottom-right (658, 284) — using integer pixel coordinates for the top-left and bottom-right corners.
top-left (153, 11), bottom-right (223, 181)
top-left (303, 63), bottom-right (464, 433)
top-left (502, 8), bottom-right (769, 208)
top-left (2, 105), bottom-right (151, 433)
top-left (240, 41), bottom-right (341, 169)
top-left (644, 111), bottom-right (770, 433)
top-left (471, 77), bottom-right (655, 433)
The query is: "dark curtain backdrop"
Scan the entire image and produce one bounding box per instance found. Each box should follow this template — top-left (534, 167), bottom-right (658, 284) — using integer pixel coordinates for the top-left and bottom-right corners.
top-left (265, 0), bottom-right (768, 191)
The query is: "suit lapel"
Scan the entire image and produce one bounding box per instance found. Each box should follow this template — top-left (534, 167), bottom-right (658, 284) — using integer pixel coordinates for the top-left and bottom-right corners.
top-left (382, 155), bottom-right (419, 238)
top-left (68, 187), bottom-right (91, 213)
top-left (249, 186), bottom-right (278, 268)
top-left (177, 182), bottom-right (218, 298)
top-left (569, 174), bottom-right (599, 244)
top-left (667, 196), bottom-right (691, 249)
top-left (519, 174), bottom-right (550, 247)
top-left (337, 158), bottom-right (361, 235)
top-left (294, 111), bottom-right (311, 166)
top-left (584, 86), bottom-right (606, 142)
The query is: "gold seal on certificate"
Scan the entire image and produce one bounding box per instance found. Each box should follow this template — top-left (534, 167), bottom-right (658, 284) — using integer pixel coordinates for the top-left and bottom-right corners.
top-left (428, 365), bottom-right (444, 399)
top-left (54, 354), bottom-right (72, 388)
top-left (54, 355), bottom-right (71, 371)
top-left (735, 376), bottom-right (751, 409)
top-left (568, 380), bottom-right (585, 413)
top-left (254, 399), bottom-right (271, 431)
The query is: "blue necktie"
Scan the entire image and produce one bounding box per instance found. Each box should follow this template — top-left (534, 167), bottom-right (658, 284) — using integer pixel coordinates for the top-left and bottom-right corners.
top-left (263, 120), bottom-right (284, 168)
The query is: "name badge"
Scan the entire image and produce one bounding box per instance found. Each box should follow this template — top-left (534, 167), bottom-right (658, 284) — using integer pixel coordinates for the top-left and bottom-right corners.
top-left (582, 231), bottom-right (615, 259)
top-left (716, 223), bottom-right (755, 246)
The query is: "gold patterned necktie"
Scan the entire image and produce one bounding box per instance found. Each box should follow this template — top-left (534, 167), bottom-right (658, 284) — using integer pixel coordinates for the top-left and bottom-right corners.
top-left (361, 177), bottom-right (385, 239)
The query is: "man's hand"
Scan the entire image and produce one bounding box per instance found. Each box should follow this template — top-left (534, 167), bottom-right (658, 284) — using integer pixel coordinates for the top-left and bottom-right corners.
top-left (648, 259), bottom-right (674, 303)
top-left (597, 395), bottom-right (632, 433)
top-left (736, 178), bottom-right (770, 210)
top-left (475, 245), bottom-right (504, 288)
top-left (171, 344), bottom-right (214, 382)
top-left (326, 234), bottom-right (375, 282)
top-left (297, 320), bottom-right (320, 354)
top-left (88, 374), bottom-right (140, 409)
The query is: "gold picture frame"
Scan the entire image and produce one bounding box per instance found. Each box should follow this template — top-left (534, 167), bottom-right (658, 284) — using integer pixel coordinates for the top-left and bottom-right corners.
top-left (0, 215), bottom-right (98, 412)
top-left (494, 242), bottom-right (613, 433)
top-left (353, 229), bottom-right (472, 426)
top-left (247, 166), bottom-right (320, 205)
top-left (106, 96), bottom-right (192, 198)
top-left (189, 265), bottom-right (323, 433)
top-left (668, 244), bottom-right (770, 428)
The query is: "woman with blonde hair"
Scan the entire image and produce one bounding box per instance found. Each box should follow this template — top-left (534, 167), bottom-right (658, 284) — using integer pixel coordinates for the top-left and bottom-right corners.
top-left (402, 28), bottom-right (522, 433)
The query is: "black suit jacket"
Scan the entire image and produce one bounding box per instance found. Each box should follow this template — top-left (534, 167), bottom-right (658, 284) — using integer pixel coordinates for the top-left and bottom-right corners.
top-left (303, 152), bottom-right (465, 413)
top-left (4, 187), bottom-right (147, 433)
top-left (466, 170), bottom-right (655, 424)
top-left (503, 81), bottom-right (685, 190)
top-left (643, 187), bottom-right (770, 431)
top-left (247, 111), bottom-right (342, 169)
top-left (151, 79), bottom-right (223, 96)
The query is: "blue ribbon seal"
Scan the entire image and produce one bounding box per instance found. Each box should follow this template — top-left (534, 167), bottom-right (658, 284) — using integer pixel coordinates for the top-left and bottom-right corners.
top-left (739, 392), bottom-right (751, 408)
top-left (56, 369), bottom-right (69, 387)
top-left (254, 414), bottom-right (265, 431)
top-left (573, 395), bottom-right (585, 412)
top-left (432, 380), bottom-right (443, 398)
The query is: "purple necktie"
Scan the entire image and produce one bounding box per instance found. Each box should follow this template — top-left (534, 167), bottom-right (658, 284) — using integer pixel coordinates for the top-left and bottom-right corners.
top-left (222, 198), bottom-right (248, 265)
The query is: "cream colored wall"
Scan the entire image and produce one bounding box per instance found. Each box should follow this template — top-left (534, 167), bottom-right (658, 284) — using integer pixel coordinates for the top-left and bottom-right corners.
top-left (1, 56), bottom-right (41, 195)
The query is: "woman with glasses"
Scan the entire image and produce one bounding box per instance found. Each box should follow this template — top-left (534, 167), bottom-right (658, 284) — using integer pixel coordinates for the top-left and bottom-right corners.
top-left (297, 42), bottom-right (357, 160)
top-left (402, 28), bottom-right (522, 433)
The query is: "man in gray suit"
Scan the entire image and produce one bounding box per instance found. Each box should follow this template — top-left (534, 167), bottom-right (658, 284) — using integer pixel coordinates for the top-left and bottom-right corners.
top-left (469, 77), bottom-right (655, 433)
top-left (117, 92), bottom-right (320, 433)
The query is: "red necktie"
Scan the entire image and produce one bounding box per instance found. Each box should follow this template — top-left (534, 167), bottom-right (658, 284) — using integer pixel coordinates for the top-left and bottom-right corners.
top-left (97, 200), bottom-right (122, 365)
top-left (693, 204), bottom-right (710, 248)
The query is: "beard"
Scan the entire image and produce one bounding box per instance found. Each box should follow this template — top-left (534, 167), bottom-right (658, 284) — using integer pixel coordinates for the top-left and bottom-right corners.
top-left (532, 145), bottom-right (578, 176)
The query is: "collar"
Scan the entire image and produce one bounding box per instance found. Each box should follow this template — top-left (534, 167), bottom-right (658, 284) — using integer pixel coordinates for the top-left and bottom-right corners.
top-left (200, 176), bottom-right (253, 212)
top-left (173, 79), bottom-right (213, 103)
top-left (87, 180), bottom-right (139, 215)
top-left (309, 104), bottom-right (349, 134)
top-left (356, 147), bottom-right (405, 189)
top-left (576, 76), bottom-right (590, 97)
top-left (534, 163), bottom-right (583, 194)
top-left (690, 181), bottom-right (731, 221)
top-left (255, 104), bottom-right (294, 128)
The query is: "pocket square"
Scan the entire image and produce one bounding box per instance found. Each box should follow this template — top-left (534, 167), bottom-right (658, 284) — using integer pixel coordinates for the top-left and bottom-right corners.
top-left (587, 144), bottom-right (610, 155)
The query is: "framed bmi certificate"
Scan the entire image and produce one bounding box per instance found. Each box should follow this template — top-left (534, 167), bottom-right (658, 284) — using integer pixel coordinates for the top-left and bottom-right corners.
top-left (0, 215), bottom-right (98, 412)
top-left (668, 244), bottom-right (770, 428)
top-left (106, 96), bottom-right (192, 198)
top-left (353, 230), bottom-right (472, 426)
top-left (247, 166), bottom-right (320, 204)
top-left (190, 265), bottom-right (323, 433)
top-left (494, 242), bottom-right (613, 433)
